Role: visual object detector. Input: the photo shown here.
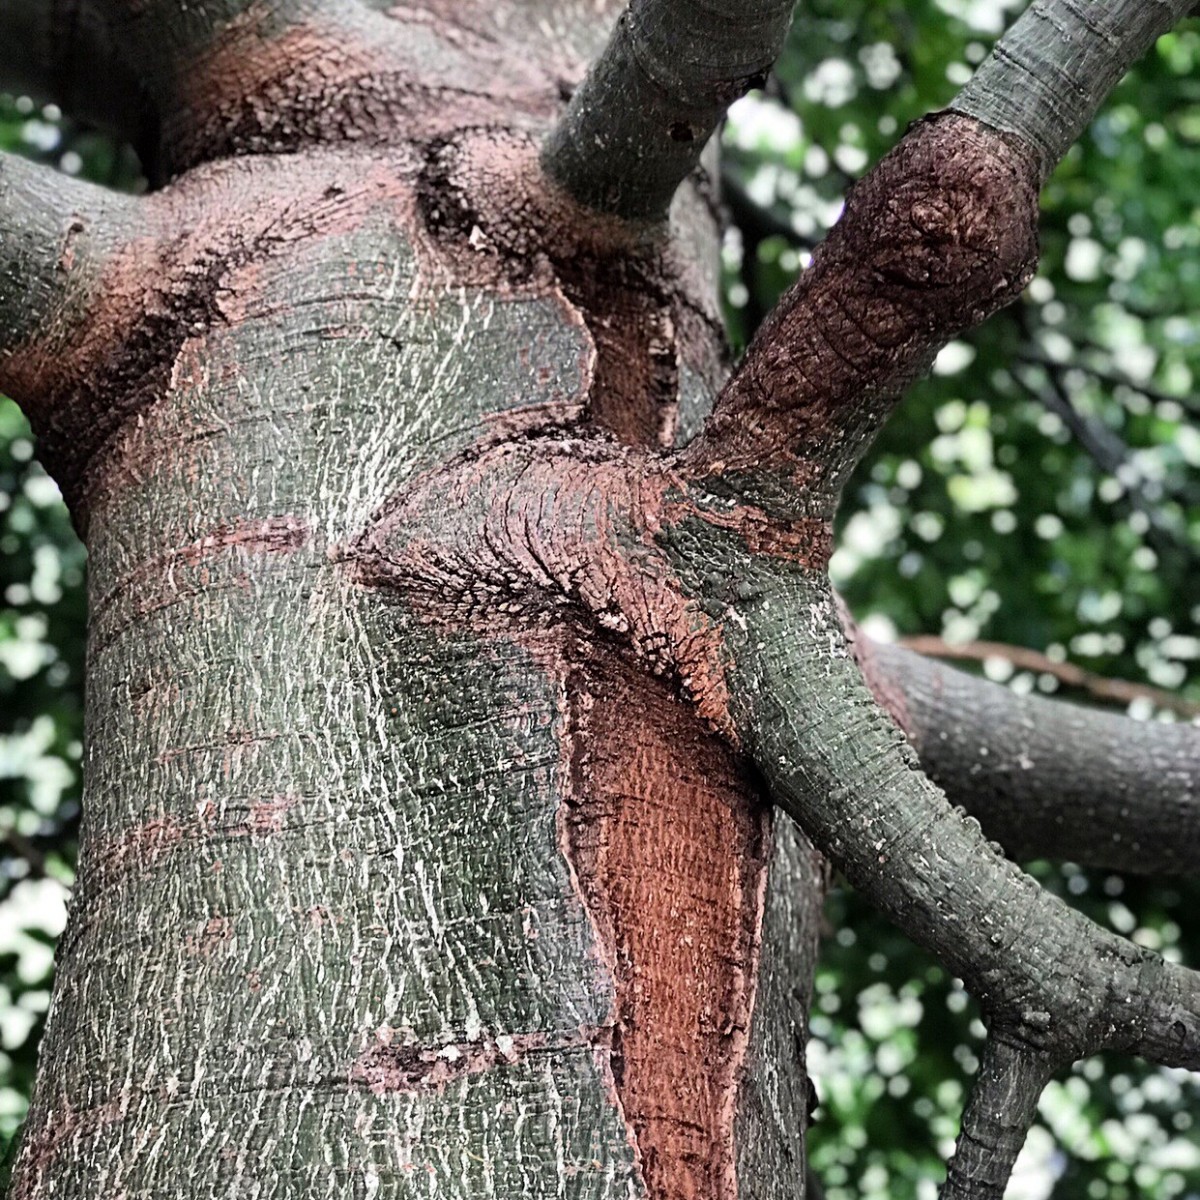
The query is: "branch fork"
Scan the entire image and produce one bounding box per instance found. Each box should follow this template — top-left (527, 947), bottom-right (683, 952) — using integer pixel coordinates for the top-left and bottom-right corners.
top-left (3, 0), bottom-right (1199, 1197)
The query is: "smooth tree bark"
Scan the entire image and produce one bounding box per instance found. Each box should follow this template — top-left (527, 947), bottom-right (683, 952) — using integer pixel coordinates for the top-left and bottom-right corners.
top-left (0, 2), bottom-right (1197, 1199)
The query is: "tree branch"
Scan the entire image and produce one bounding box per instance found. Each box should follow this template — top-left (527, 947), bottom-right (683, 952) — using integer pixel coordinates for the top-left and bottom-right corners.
top-left (681, 0), bottom-right (1196, 516)
top-left (897, 634), bottom-right (1200, 720)
top-left (0, 150), bottom-right (134, 365)
top-left (541, 0), bottom-right (795, 220)
top-left (709, 568), bottom-right (1200, 1196)
top-left (942, 1038), bottom-right (1053, 1200)
top-left (952, 0), bottom-right (1196, 180)
top-left (851, 636), bottom-right (1200, 875)
top-left (683, 113), bottom-right (1042, 509)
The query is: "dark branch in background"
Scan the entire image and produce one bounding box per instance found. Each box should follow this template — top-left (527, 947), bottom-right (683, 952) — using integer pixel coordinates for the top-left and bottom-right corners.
top-left (541, 0), bottom-right (796, 219)
top-left (0, 0), bottom-right (153, 150)
top-left (1012, 304), bottom-right (1190, 562)
top-left (1016, 342), bottom-right (1200, 420)
top-left (854, 636), bottom-right (1200, 875)
top-left (722, 168), bottom-right (818, 337)
top-left (723, 169), bottom-right (816, 249)
top-left (897, 634), bottom-right (1200, 720)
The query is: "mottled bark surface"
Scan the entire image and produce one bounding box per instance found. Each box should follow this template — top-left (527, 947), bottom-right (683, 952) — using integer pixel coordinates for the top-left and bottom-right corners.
top-left (3, 1), bottom-right (1198, 1198)
top-left (0, 3), bottom-right (822, 1198)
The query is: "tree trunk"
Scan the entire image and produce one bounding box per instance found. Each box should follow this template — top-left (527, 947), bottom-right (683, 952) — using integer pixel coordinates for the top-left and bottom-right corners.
top-left (5, 2), bottom-right (1199, 1197)
top-left (4, 4), bottom-right (823, 1196)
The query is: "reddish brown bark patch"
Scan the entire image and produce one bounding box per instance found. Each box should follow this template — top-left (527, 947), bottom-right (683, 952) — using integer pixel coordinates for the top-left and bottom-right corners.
top-left (168, 10), bottom-right (559, 178)
top-left (177, 516), bottom-right (310, 562)
top-left (690, 113), bottom-right (1041, 497)
top-left (413, 130), bottom-right (721, 449)
top-left (104, 816), bottom-right (187, 872)
top-left (561, 649), bottom-right (771, 1200)
top-left (3, 150), bottom-right (417, 530)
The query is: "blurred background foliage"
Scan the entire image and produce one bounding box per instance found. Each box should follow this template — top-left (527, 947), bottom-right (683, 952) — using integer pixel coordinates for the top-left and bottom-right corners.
top-left (0, 1), bottom-right (1197, 1196)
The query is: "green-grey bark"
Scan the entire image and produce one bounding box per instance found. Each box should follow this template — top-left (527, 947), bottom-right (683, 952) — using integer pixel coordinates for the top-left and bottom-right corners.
top-left (952, 0), bottom-right (1195, 177)
top-left (0, 152), bottom-right (132, 353)
top-left (867, 641), bottom-right (1200, 875)
top-left (4, 0), bottom-right (1199, 1197)
top-left (541, 0), bottom-right (795, 219)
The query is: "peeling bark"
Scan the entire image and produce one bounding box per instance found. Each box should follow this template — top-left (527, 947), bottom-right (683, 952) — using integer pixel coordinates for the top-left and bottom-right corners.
top-left (3, 4), bottom-right (821, 1198)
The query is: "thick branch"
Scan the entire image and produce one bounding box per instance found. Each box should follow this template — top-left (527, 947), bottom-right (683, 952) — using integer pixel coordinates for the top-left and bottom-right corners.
top-left (683, 114), bottom-right (1041, 509)
top-left (941, 1038), bottom-right (1053, 1200)
top-left (684, 0), bottom-right (1195, 513)
top-left (541, 0), bottom-right (795, 220)
top-left (851, 638), bottom-right (1200, 875)
top-left (0, 151), bottom-right (133, 366)
top-left (952, 0), bottom-right (1196, 180)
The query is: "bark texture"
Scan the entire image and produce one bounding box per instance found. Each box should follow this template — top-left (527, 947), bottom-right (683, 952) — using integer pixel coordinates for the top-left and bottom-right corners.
top-left (857, 639), bottom-right (1200, 875)
top-left (2, 3), bottom-right (823, 1198)
top-left (542, 0), bottom-right (796, 219)
top-left (4, 2), bottom-right (1199, 1199)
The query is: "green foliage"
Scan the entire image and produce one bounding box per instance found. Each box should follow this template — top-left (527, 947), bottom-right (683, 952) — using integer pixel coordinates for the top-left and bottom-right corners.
top-left (0, 399), bottom-right (82, 1144)
top-left (725, 4), bottom-right (1200, 1197)
top-left (0, 5), bottom-right (1198, 1195)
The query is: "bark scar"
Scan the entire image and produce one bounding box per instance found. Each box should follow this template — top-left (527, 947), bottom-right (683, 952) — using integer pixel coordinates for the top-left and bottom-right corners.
top-left (345, 428), bottom-right (832, 741)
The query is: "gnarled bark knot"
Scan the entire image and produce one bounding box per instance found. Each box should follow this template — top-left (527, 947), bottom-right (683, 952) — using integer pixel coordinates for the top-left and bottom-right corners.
top-left (688, 113), bottom-right (1042, 495)
top-left (345, 420), bottom-right (832, 738)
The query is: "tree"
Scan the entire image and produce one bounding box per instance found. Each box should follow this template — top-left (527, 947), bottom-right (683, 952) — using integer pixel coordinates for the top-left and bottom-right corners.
top-left (0, 0), bottom-right (1197, 1197)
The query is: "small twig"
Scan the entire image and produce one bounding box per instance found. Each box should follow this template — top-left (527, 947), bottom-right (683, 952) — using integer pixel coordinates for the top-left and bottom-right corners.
top-left (941, 1038), bottom-right (1055, 1200)
top-left (1015, 344), bottom-right (1200, 418)
top-left (897, 635), bottom-right (1200, 720)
